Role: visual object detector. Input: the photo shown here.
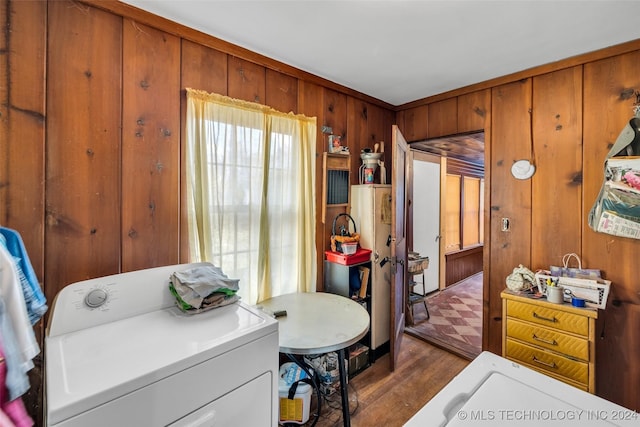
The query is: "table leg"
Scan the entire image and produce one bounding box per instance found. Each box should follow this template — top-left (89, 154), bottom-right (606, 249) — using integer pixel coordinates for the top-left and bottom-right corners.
top-left (287, 354), bottom-right (321, 426)
top-left (337, 348), bottom-right (350, 427)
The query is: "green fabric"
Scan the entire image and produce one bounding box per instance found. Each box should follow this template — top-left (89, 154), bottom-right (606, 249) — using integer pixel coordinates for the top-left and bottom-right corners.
top-left (169, 282), bottom-right (238, 311)
top-left (169, 283), bottom-right (193, 310)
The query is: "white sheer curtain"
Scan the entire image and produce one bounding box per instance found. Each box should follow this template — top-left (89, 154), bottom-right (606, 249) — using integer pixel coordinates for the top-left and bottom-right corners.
top-left (186, 89), bottom-right (316, 304)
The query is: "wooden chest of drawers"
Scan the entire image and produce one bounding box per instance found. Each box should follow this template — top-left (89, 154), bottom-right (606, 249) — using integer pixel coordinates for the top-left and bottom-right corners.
top-left (501, 290), bottom-right (597, 393)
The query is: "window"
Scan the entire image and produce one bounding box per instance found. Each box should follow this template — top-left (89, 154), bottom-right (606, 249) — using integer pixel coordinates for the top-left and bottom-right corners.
top-left (445, 172), bottom-right (484, 253)
top-left (445, 174), bottom-right (461, 252)
top-left (462, 176), bottom-right (481, 247)
top-left (186, 89), bottom-right (317, 304)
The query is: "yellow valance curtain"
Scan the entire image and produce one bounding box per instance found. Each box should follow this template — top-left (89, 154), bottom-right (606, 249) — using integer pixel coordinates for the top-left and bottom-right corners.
top-left (186, 89), bottom-right (317, 304)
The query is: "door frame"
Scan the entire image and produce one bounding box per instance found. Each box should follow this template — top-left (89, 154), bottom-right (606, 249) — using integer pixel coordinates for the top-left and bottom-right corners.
top-left (407, 150), bottom-right (445, 292)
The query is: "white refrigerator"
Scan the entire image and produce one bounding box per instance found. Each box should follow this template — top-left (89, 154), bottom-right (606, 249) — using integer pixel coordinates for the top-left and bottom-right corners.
top-left (350, 184), bottom-right (392, 355)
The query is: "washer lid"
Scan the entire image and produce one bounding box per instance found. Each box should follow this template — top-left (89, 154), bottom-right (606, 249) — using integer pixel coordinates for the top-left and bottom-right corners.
top-left (45, 302), bottom-right (276, 425)
top-left (405, 352), bottom-right (634, 426)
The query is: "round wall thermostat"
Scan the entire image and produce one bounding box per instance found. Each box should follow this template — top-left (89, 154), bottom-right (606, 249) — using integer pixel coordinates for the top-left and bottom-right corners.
top-left (511, 159), bottom-right (536, 180)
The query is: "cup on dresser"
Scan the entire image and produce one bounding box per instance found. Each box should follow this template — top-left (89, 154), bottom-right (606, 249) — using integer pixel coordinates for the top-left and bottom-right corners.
top-left (546, 285), bottom-right (564, 304)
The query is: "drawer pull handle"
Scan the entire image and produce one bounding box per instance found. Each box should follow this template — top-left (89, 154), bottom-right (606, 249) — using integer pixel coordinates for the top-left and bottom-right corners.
top-left (532, 334), bottom-right (557, 346)
top-left (532, 312), bottom-right (557, 323)
top-left (532, 355), bottom-right (557, 369)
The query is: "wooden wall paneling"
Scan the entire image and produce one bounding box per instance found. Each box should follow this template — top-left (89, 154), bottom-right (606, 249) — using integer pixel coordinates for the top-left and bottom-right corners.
top-left (4, 2), bottom-right (47, 424)
top-left (400, 105), bottom-right (428, 142)
top-left (457, 89), bottom-right (490, 133)
top-left (265, 69), bottom-right (298, 114)
top-left (298, 80), bottom-right (325, 290)
top-left (325, 90), bottom-right (348, 174)
top-left (427, 98), bottom-right (457, 138)
top-left (367, 103), bottom-right (387, 146)
top-left (323, 88), bottom-right (348, 192)
top-left (530, 67), bottom-right (583, 270)
top-left (4, 0), bottom-right (46, 278)
top-left (82, 0), bottom-right (395, 112)
top-left (445, 246), bottom-right (483, 287)
top-left (481, 113), bottom-right (492, 353)
top-left (368, 103), bottom-right (390, 184)
top-left (487, 79), bottom-right (533, 354)
top-left (347, 97), bottom-right (369, 185)
top-left (181, 40), bottom-right (228, 96)
top-left (179, 40), bottom-right (229, 262)
top-left (583, 51), bottom-right (640, 411)
top-left (0, 0), bottom-right (7, 225)
top-left (46, 1), bottom-right (122, 293)
top-left (0, 1), bottom-right (47, 282)
top-left (395, 110), bottom-right (406, 138)
top-left (319, 89), bottom-right (348, 289)
top-left (228, 56), bottom-right (266, 104)
top-left (383, 108), bottom-right (396, 185)
top-left (398, 39), bottom-right (640, 111)
top-left (122, 20), bottom-right (180, 271)
top-left (324, 89), bottom-right (348, 141)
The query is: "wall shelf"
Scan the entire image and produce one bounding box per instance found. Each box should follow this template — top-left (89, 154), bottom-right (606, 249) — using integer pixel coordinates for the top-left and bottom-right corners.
top-left (322, 152), bottom-right (351, 223)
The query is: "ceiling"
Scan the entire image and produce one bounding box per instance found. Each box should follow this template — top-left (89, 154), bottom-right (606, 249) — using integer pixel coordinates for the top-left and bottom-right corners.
top-left (411, 131), bottom-right (485, 166)
top-left (120, 0), bottom-right (640, 107)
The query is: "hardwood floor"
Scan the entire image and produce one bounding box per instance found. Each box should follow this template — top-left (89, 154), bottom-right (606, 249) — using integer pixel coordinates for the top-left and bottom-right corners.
top-left (300, 334), bottom-right (470, 427)
top-left (405, 273), bottom-right (483, 361)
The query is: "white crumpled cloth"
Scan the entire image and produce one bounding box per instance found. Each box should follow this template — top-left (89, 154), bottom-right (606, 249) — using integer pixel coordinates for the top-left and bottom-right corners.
top-left (170, 265), bottom-right (239, 310)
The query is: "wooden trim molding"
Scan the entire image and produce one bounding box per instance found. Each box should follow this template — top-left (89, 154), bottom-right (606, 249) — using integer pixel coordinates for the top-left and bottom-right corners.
top-left (80, 0), bottom-right (395, 110)
top-left (397, 38), bottom-right (640, 110)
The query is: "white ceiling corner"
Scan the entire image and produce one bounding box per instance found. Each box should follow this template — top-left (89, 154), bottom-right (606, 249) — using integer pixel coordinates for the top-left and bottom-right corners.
top-left (120, 0), bottom-right (640, 106)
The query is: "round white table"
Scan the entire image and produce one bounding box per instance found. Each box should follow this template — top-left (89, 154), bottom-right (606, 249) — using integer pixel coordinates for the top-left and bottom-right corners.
top-left (259, 292), bottom-right (370, 427)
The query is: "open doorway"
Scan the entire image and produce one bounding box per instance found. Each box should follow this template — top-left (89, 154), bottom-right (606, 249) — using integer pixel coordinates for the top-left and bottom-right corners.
top-left (404, 132), bottom-right (485, 361)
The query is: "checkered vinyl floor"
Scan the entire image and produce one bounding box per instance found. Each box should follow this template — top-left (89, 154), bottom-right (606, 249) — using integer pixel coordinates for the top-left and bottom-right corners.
top-left (406, 273), bottom-right (482, 359)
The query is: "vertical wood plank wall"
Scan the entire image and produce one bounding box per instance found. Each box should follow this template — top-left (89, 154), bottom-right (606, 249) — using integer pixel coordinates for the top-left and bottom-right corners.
top-left (122, 21), bottom-right (181, 271)
top-left (399, 47), bottom-right (640, 411)
top-left (1, 2), bottom-right (394, 422)
top-left (531, 67), bottom-right (583, 269)
top-left (1, 0), bottom-right (395, 302)
top-left (3, 0), bottom-right (640, 419)
top-left (582, 51), bottom-right (640, 408)
top-left (46, 1), bottom-right (123, 288)
top-left (490, 79), bottom-right (534, 353)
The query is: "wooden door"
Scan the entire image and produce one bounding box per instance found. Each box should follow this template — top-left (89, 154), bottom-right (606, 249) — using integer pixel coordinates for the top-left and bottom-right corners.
top-left (390, 125), bottom-right (408, 371)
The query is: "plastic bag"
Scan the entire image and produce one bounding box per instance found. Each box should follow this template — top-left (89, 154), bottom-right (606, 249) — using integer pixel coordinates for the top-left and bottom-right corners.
top-left (588, 112), bottom-right (640, 239)
top-left (550, 253), bottom-right (601, 280)
top-left (505, 264), bottom-right (536, 292)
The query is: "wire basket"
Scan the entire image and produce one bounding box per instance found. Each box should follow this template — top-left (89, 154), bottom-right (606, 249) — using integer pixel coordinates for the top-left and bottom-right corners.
top-left (534, 271), bottom-right (611, 309)
top-left (330, 213), bottom-right (360, 254)
top-left (408, 257), bottom-right (429, 273)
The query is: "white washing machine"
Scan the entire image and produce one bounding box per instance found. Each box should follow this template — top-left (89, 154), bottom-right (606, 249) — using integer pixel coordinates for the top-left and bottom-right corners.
top-left (405, 351), bottom-right (639, 426)
top-left (45, 263), bottom-right (279, 427)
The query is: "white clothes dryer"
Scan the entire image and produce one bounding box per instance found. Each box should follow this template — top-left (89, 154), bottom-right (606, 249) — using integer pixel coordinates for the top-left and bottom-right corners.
top-left (45, 263), bottom-right (278, 427)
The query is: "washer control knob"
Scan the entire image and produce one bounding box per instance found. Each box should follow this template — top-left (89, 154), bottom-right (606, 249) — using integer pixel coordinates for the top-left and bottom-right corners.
top-left (85, 288), bottom-right (108, 308)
